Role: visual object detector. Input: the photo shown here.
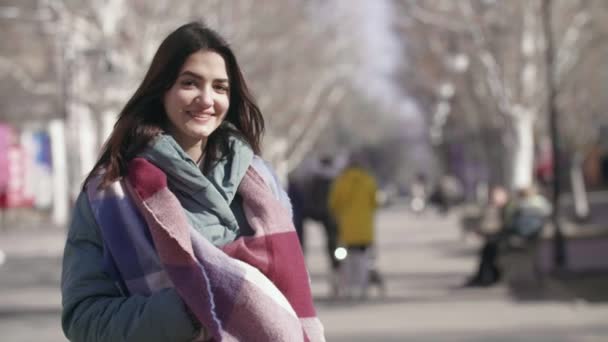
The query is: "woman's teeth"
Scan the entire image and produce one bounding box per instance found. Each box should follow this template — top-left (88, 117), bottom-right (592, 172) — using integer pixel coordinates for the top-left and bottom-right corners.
top-left (187, 111), bottom-right (211, 117)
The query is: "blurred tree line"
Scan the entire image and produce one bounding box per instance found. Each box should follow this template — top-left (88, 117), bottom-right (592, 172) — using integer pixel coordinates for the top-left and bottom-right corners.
top-left (394, 0), bottom-right (608, 191)
top-left (4, 0), bottom-right (608, 202)
top-left (1, 0), bottom-right (416, 196)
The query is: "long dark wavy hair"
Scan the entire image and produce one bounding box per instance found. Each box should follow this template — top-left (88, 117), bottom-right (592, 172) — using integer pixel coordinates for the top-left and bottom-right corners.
top-left (85, 21), bottom-right (264, 188)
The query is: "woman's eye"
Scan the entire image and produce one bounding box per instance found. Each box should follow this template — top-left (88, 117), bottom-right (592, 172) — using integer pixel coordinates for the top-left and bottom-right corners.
top-left (181, 79), bottom-right (196, 87)
top-left (214, 84), bottom-right (229, 93)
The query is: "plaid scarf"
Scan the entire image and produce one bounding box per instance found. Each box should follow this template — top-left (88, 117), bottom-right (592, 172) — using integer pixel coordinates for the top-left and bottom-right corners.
top-left (86, 155), bottom-right (324, 341)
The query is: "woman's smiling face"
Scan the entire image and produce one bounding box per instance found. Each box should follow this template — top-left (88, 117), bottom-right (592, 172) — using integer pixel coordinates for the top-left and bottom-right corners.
top-left (163, 49), bottom-right (230, 151)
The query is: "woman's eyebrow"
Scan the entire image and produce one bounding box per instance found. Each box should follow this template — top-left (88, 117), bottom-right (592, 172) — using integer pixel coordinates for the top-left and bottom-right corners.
top-left (179, 70), bottom-right (203, 79)
top-left (179, 70), bottom-right (228, 83)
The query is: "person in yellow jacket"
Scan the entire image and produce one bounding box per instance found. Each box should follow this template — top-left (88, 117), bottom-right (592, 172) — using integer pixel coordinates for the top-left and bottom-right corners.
top-left (328, 154), bottom-right (378, 299)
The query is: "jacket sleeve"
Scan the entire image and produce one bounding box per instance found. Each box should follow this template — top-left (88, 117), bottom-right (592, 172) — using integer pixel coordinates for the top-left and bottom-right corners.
top-left (61, 192), bottom-right (202, 342)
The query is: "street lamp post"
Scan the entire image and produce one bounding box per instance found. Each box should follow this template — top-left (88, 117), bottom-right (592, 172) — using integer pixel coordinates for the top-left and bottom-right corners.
top-left (542, 0), bottom-right (566, 269)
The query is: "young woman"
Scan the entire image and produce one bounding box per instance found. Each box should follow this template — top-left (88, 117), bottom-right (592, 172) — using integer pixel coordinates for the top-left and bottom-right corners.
top-left (61, 21), bottom-right (324, 341)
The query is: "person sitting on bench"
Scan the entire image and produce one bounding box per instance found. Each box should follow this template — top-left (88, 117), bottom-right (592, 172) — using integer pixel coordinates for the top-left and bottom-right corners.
top-left (464, 185), bottom-right (551, 287)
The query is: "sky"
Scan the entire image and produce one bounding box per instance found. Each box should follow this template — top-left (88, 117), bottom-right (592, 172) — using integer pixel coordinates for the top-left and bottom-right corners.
top-left (349, 0), bottom-right (434, 170)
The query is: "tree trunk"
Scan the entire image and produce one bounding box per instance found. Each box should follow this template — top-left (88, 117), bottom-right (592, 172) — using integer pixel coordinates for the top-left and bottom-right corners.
top-left (49, 119), bottom-right (69, 226)
top-left (511, 110), bottom-right (535, 189)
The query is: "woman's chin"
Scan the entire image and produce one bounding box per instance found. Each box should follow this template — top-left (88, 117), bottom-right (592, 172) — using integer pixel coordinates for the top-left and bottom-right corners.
top-left (185, 124), bottom-right (219, 139)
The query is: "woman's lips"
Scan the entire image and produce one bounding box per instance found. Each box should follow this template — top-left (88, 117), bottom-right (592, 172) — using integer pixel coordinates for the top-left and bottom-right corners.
top-left (186, 110), bottom-right (214, 121)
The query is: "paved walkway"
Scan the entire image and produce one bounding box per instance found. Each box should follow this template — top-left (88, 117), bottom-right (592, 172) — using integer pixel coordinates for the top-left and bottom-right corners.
top-left (0, 225), bottom-right (65, 341)
top-left (1, 204), bottom-right (608, 341)
top-left (306, 203), bottom-right (608, 341)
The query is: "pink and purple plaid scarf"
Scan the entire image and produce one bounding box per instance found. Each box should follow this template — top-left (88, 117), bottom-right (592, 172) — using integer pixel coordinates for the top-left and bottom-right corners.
top-left (87, 157), bottom-right (324, 341)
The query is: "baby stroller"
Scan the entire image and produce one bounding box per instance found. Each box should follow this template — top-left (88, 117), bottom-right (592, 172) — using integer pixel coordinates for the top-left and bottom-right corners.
top-left (334, 244), bottom-right (385, 299)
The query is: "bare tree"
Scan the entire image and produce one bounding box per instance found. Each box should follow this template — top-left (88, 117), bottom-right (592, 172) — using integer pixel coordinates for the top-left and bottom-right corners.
top-left (395, 0), bottom-right (605, 189)
top-left (2, 0), bottom-right (370, 191)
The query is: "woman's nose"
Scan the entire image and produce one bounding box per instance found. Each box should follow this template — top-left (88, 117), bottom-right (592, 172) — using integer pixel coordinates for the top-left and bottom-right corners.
top-left (194, 89), bottom-right (213, 107)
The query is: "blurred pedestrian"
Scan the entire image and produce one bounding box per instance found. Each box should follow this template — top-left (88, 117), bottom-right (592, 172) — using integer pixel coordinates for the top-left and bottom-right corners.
top-left (329, 151), bottom-right (379, 299)
top-left (289, 156), bottom-right (342, 294)
top-left (464, 185), bottom-right (551, 287)
top-left (431, 174), bottom-right (463, 214)
top-left (61, 21), bottom-right (324, 341)
top-left (410, 173), bottom-right (428, 213)
top-left (476, 185), bottom-right (510, 236)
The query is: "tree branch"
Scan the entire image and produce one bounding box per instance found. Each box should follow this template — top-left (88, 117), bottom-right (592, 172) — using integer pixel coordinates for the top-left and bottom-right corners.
top-left (0, 57), bottom-right (57, 95)
top-left (555, 8), bottom-right (590, 86)
top-left (403, 1), bottom-right (468, 32)
top-left (458, 1), bottom-right (514, 117)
